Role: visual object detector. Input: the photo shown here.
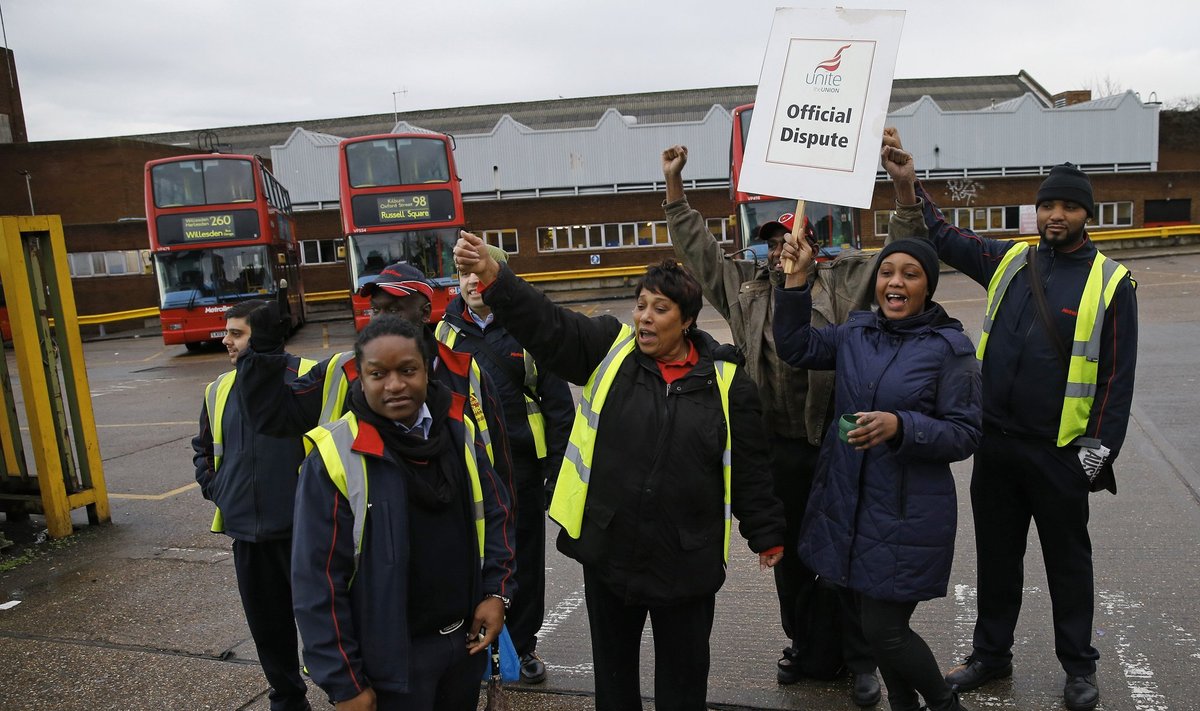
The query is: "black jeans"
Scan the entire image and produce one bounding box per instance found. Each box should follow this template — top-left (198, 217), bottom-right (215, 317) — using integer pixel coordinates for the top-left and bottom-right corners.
top-left (583, 567), bottom-right (715, 711)
top-left (372, 630), bottom-right (487, 711)
top-left (232, 538), bottom-right (308, 711)
top-left (969, 433), bottom-right (1099, 676)
top-left (859, 596), bottom-right (953, 711)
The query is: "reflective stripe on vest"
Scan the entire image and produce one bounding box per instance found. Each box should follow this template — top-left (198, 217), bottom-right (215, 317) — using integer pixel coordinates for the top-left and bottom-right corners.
top-left (436, 319), bottom-right (548, 459)
top-left (548, 325), bottom-right (737, 561)
top-left (205, 357), bottom-right (316, 533)
top-left (318, 351), bottom-right (358, 425)
top-left (305, 411), bottom-right (487, 583)
top-left (977, 241), bottom-right (1130, 446)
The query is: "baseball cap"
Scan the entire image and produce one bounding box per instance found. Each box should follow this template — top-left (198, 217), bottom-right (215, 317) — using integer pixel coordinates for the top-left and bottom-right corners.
top-left (755, 213), bottom-right (796, 241)
top-left (358, 261), bottom-right (434, 301)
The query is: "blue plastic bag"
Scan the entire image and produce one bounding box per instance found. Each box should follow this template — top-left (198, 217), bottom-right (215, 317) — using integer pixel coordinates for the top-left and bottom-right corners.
top-left (481, 624), bottom-right (520, 682)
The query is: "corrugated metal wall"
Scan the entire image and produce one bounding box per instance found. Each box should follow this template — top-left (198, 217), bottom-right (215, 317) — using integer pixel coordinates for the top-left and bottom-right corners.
top-left (271, 91), bottom-right (1160, 208)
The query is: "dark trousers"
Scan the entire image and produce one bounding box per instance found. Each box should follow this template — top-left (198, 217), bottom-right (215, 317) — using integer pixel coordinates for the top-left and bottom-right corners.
top-left (859, 596), bottom-right (953, 711)
top-left (232, 538), bottom-right (309, 711)
top-left (373, 631), bottom-right (487, 711)
top-left (508, 455), bottom-right (546, 656)
top-left (770, 434), bottom-right (874, 675)
top-left (583, 567), bottom-right (715, 711)
top-left (969, 433), bottom-right (1099, 676)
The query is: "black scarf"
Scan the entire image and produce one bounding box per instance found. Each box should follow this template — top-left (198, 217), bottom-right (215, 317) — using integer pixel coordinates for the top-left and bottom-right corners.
top-left (877, 299), bottom-right (962, 333)
top-left (348, 380), bottom-right (460, 511)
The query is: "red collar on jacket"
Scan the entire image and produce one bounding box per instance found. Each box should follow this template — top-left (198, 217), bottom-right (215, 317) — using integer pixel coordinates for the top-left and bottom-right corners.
top-left (436, 340), bottom-right (472, 377)
top-left (349, 390), bottom-right (468, 457)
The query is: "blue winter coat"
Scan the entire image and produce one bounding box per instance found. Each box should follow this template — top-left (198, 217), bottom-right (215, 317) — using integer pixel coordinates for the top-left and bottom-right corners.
top-left (773, 285), bottom-right (982, 602)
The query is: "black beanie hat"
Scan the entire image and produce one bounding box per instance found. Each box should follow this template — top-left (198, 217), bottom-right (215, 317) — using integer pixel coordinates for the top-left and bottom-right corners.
top-left (875, 238), bottom-right (940, 300)
top-left (1036, 163), bottom-right (1094, 217)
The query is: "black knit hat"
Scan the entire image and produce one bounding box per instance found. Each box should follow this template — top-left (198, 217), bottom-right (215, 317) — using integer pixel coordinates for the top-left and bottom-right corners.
top-left (1036, 163), bottom-right (1094, 217)
top-left (875, 238), bottom-right (940, 300)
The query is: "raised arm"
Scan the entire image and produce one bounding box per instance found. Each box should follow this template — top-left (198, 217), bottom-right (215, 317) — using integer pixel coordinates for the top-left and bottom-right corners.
top-left (880, 131), bottom-right (1014, 286)
top-left (454, 230), bottom-right (619, 385)
top-left (662, 145), bottom-right (756, 321)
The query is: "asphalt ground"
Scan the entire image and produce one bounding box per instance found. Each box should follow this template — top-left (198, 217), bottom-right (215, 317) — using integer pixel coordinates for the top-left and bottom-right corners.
top-left (1, 249), bottom-right (1199, 710)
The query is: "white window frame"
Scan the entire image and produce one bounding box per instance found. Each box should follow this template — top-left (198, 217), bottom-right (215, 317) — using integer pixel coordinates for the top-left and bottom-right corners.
top-left (481, 229), bottom-right (519, 254)
top-left (1094, 201), bottom-right (1133, 228)
top-left (537, 220), bottom-right (672, 253)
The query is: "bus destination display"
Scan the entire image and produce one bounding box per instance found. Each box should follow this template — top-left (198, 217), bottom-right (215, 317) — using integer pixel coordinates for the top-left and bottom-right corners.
top-left (156, 209), bottom-right (259, 245)
top-left (351, 190), bottom-right (456, 229)
top-left (377, 194), bottom-right (433, 223)
top-left (183, 213), bottom-right (237, 240)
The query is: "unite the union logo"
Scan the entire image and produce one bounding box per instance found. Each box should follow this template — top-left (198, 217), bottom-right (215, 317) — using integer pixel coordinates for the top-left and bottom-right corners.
top-left (806, 44), bottom-right (850, 92)
top-left (814, 44), bottom-right (851, 73)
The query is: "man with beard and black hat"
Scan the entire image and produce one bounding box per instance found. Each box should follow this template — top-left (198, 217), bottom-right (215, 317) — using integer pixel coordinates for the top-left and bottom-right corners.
top-left (881, 139), bottom-right (1138, 711)
top-left (662, 144), bottom-right (902, 706)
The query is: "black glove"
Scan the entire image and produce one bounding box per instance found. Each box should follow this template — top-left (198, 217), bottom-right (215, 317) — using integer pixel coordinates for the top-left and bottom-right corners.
top-left (247, 301), bottom-right (286, 354)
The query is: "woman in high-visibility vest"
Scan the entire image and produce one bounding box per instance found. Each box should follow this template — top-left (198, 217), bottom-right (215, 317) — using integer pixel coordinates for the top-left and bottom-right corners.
top-left (454, 230), bottom-right (786, 711)
top-left (773, 237), bottom-right (983, 711)
top-left (290, 315), bottom-right (516, 711)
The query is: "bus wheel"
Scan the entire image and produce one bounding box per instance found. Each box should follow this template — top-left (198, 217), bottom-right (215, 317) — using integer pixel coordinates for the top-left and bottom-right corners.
top-left (185, 341), bottom-right (204, 352)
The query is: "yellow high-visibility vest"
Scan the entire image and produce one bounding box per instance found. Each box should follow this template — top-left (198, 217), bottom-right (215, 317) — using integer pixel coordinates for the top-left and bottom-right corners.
top-left (978, 242), bottom-right (1130, 446)
top-left (204, 356), bottom-right (317, 533)
top-left (304, 411), bottom-right (486, 585)
top-left (548, 325), bottom-right (738, 562)
top-left (435, 319), bottom-right (548, 458)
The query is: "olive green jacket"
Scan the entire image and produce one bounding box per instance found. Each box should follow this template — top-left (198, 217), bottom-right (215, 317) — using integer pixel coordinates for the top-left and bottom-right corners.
top-left (665, 196), bottom-right (919, 444)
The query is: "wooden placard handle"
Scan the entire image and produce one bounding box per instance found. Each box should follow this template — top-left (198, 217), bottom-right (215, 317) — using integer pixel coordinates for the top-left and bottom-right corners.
top-left (781, 200), bottom-right (806, 275)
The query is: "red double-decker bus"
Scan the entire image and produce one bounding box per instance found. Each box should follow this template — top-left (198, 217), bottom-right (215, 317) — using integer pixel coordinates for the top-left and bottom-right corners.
top-left (338, 132), bottom-right (463, 329)
top-left (145, 154), bottom-right (305, 350)
top-left (730, 103), bottom-right (862, 261)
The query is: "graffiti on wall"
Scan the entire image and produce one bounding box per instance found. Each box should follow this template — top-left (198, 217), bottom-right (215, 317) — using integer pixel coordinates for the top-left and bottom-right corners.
top-left (946, 178), bottom-right (984, 206)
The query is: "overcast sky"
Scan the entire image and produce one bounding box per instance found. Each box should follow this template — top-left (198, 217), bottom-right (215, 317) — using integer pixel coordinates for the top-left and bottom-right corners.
top-left (3, 0), bottom-right (1197, 142)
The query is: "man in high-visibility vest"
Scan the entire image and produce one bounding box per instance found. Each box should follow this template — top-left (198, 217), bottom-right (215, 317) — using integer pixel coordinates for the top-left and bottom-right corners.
top-left (882, 140), bottom-right (1138, 711)
top-left (193, 300), bottom-right (316, 711)
top-left (435, 245), bottom-right (574, 684)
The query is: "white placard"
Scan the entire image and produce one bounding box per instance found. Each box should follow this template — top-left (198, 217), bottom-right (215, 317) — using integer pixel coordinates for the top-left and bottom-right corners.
top-left (739, 8), bottom-right (905, 209)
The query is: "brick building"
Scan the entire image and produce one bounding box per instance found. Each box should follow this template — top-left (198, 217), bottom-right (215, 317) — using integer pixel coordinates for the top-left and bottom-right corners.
top-left (0, 60), bottom-right (1196, 334)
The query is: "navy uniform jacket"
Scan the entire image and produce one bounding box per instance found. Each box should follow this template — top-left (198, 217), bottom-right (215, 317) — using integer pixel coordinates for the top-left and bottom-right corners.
top-left (192, 353), bottom-right (310, 541)
top-left (915, 182), bottom-right (1137, 493)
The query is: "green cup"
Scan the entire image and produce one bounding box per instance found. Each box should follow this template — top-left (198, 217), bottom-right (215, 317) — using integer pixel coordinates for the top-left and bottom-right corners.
top-left (838, 413), bottom-right (859, 443)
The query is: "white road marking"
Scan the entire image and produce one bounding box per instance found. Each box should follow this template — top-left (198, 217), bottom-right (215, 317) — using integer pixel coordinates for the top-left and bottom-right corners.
top-left (1099, 589), bottom-right (1169, 711)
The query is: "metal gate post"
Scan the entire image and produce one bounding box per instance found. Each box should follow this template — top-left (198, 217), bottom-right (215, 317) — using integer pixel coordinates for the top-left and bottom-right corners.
top-left (0, 215), bottom-right (110, 538)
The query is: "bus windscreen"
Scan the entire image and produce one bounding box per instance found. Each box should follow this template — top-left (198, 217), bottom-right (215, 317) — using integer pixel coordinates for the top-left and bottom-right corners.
top-left (345, 137), bottom-right (451, 187)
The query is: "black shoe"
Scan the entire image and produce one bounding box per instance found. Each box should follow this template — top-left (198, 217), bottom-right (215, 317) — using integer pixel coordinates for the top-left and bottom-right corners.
top-left (1064, 674), bottom-right (1099, 711)
top-left (777, 647), bottom-right (801, 685)
top-left (852, 670), bottom-right (882, 707)
top-left (519, 651), bottom-right (547, 684)
top-left (944, 656), bottom-right (1012, 692)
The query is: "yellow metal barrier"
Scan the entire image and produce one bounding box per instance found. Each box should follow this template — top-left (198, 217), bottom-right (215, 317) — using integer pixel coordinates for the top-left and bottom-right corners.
top-left (77, 307), bottom-right (159, 326)
top-left (0, 215), bottom-right (110, 538)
